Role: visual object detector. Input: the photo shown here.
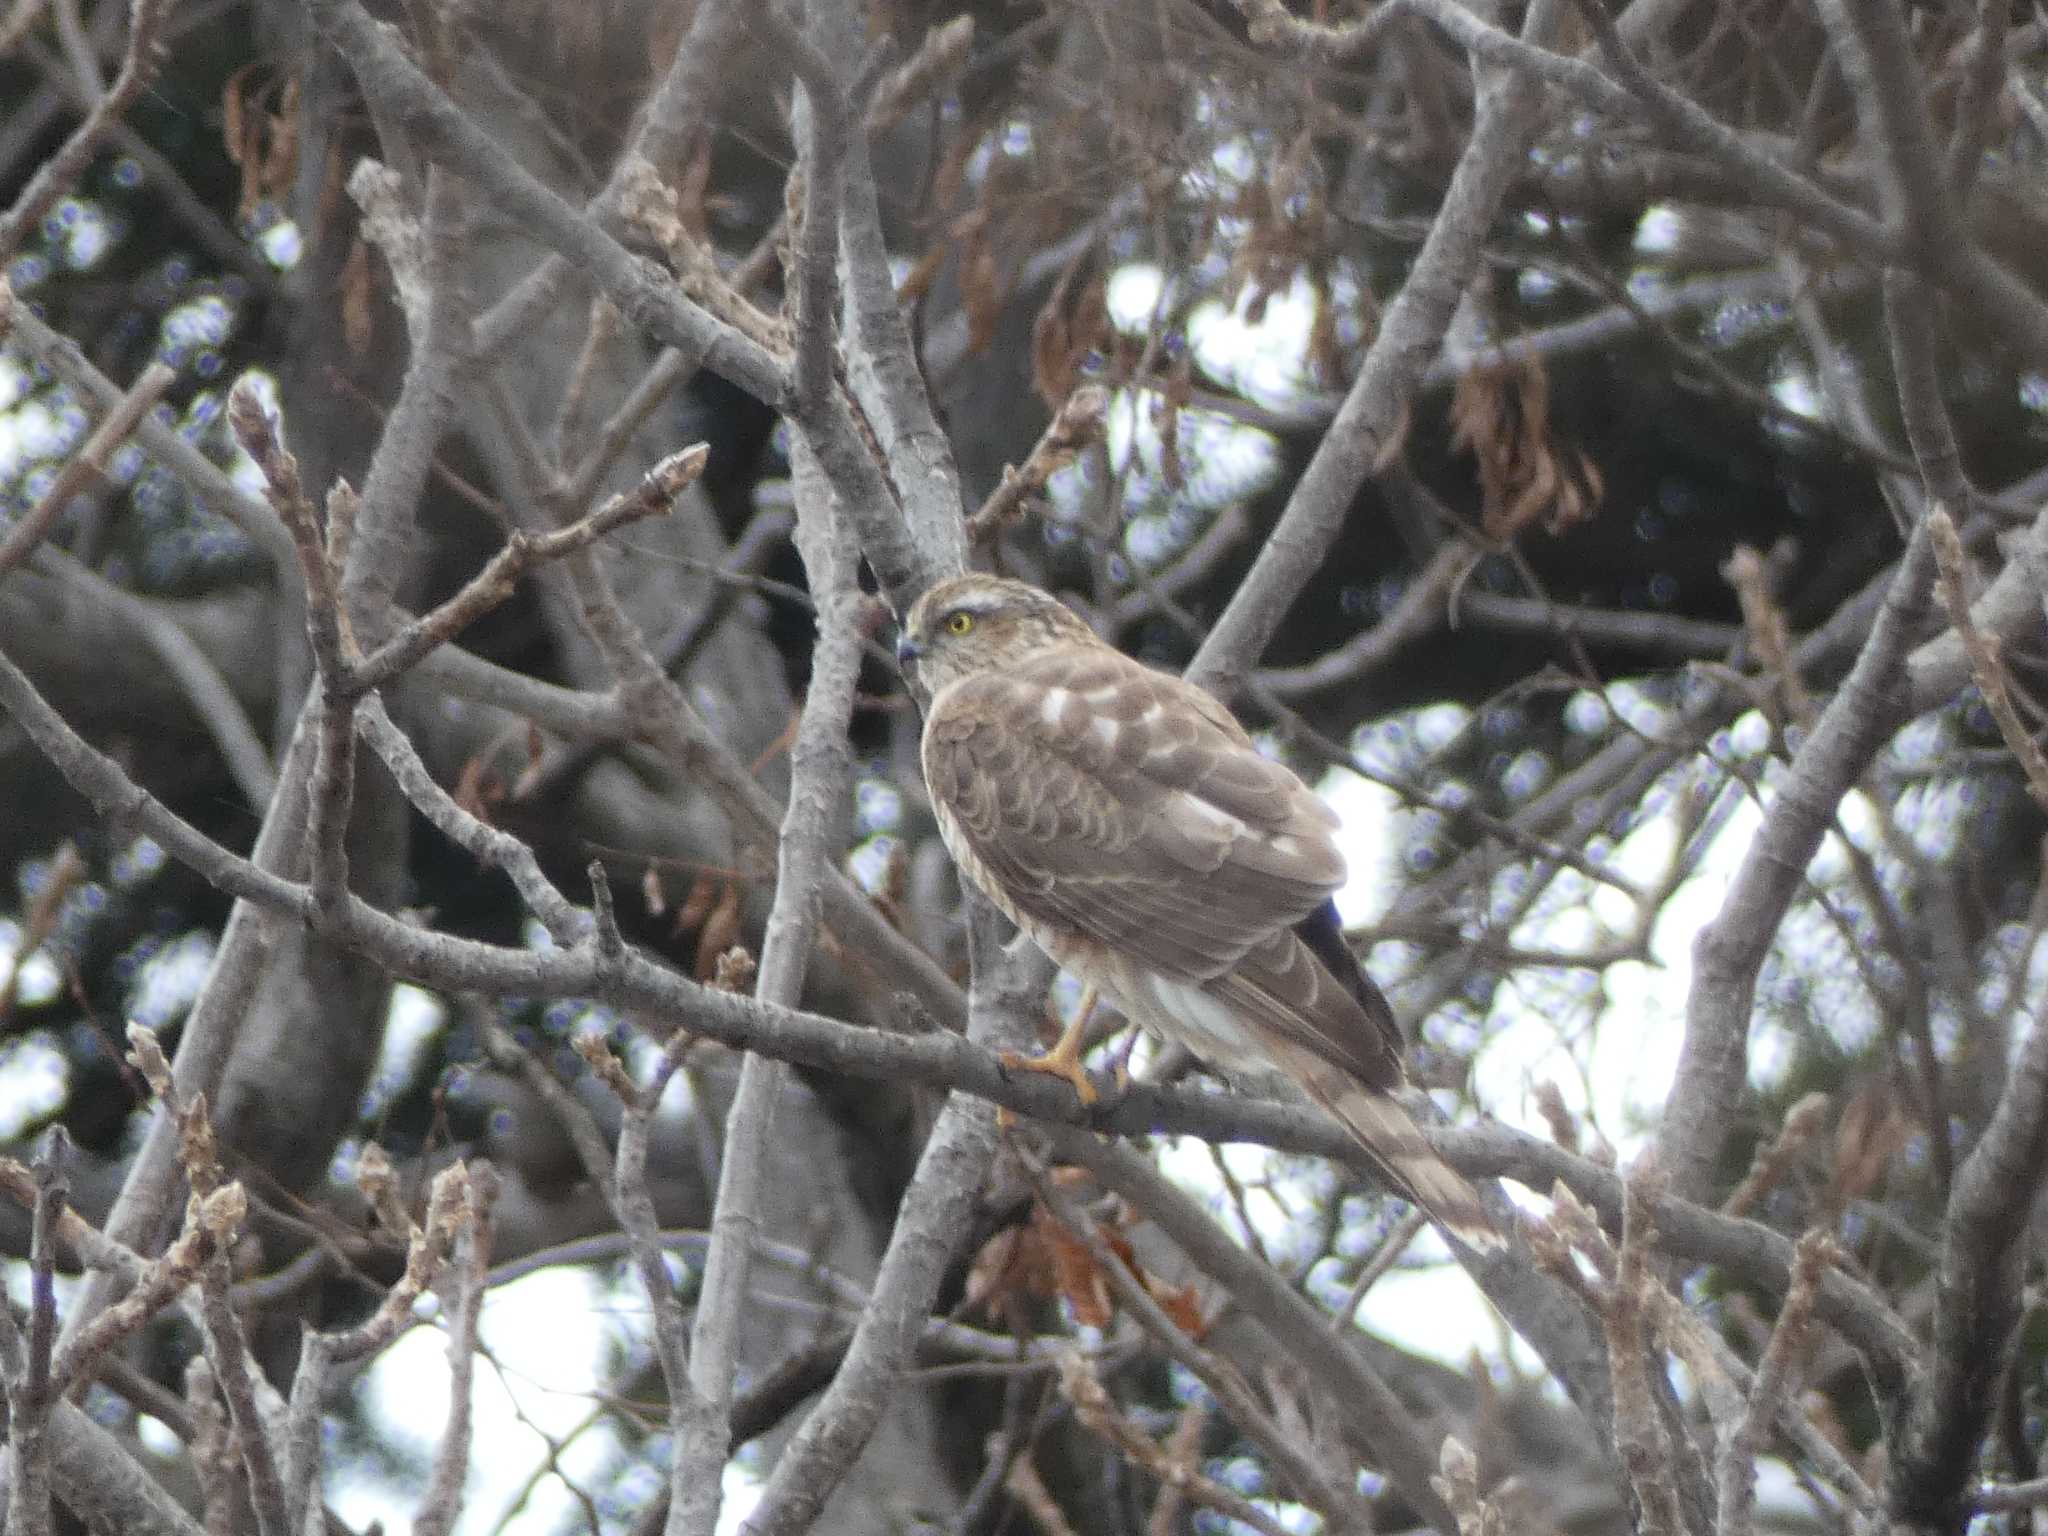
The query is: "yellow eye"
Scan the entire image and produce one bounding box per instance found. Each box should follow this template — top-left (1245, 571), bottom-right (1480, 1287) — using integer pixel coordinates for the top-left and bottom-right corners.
top-left (946, 611), bottom-right (975, 636)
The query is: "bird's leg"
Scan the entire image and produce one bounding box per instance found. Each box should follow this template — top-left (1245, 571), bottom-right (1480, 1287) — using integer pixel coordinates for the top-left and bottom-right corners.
top-left (1105, 1022), bottom-right (1141, 1096)
top-left (1002, 986), bottom-right (1101, 1106)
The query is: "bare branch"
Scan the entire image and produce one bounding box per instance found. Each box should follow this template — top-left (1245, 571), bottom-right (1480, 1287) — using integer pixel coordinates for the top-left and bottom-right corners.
top-left (0, 360), bottom-right (174, 580)
top-left (1020, 1141), bottom-right (1375, 1530)
top-left (1890, 984), bottom-right (2048, 1524)
top-left (1040, 1123), bottom-right (1459, 1533)
top-left (967, 385), bottom-right (1109, 547)
top-left (0, 0), bottom-right (174, 261)
top-left (350, 442), bottom-right (710, 693)
top-left (742, 918), bottom-right (1045, 1536)
top-left (1190, 0), bottom-right (1567, 693)
top-left (413, 1165), bottom-right (499, 1536)
top-left (1659, 525), bottom-right (1935, 1206)
top-left (0, 630), bottom-right (1927, 1384)
top-left (317, 0), bottom-right (786, 403)
top-left (355, 693), bottom-right (589, 944)
top-left (1716, 1230), bottom-right (1836, 1536)
top-left (681, 444), bottom-right (864, 1528)
top-left (1928, 508), bottom-right (2048, 812)
top-left (750, 3), bottom-right (848, 421)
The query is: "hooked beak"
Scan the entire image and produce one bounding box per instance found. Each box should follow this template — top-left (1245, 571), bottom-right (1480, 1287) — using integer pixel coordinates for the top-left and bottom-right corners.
top-left (895, 632), bottom-right (922, 668)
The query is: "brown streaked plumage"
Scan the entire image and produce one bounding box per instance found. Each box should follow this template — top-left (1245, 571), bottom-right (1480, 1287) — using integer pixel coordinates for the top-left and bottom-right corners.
top-left (897, 573), bottom-right (1502, 1253)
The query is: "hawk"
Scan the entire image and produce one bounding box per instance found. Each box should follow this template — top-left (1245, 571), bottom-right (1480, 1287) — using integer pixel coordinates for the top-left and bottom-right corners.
top-left (897, 573), bottom-right (1501, 1252)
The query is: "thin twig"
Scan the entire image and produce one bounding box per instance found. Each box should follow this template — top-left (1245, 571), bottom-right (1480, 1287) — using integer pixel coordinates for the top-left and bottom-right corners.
top-left (1716, 1230), bottom-right (1837, 1536)
top-left (1020, 1142), bottom-right (1376, 1530)
top-left (350, 442), bottom-right (710, 693)
top-left (1190, 0), bottom-right (1568, 693)
top-left (0, 360), bottom-right (175, 579)
top-left (414, 1166), bottom-right (500, 1536)
top-left (0, 0), bottom-right (176, 261)
top-left (355, 693), bottom-right (589, 942)
top-left (1928, 508), bottom-right (2048, 812)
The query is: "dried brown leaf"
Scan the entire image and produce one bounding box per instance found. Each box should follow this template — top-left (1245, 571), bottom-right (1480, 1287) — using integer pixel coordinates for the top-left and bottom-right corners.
top-left (1450, 357), bottom-right (1601, 541)
top-left (673, 871), bottom-right (718, 941)
top-left (261, 73), bottom-right (301, 208)
top-left (694, 879), bottom-right (743, 981)
top-left (1831, 1079), bottom-right (1907, 1210)
top-left (1040, 1205), bottom-right (1114, 1328)
top-left (1030, 252), bottom-right (1108, 408)
top-left (894, 241), bottom-right (948, 309)
top-left (341, 238), bottom-right (375, 359)
top-left (959, 217), bottom-right (1004, 357)
top-left (452, 752), bottom-right (501, 823)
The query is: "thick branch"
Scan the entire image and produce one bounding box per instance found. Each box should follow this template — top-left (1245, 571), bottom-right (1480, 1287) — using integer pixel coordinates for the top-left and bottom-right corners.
top-left (0, 632), bottom-right (1922, 1384)
top-left (1189, 0), bottom-right (1564, 692)
top-left (1657, 528), bottom-right (1934, 1206)
top-left (1890, 993), bottom-right (2048, 1525)
top-left (680, 443), bottom-right (863, 1534)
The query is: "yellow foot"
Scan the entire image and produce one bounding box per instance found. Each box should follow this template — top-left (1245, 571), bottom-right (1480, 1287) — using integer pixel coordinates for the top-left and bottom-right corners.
top-left (1000, 1033), bottom-right (1100, 1106)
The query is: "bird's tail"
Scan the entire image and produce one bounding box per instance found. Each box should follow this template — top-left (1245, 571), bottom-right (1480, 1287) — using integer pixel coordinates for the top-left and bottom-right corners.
top-left (1293, 1058), bottom-right (1505, 1255)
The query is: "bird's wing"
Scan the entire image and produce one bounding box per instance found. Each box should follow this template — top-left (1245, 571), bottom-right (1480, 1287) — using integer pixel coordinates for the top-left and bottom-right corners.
top-left (922, 646), bottom-right (1347, 987)
top-left (1210, 927), bottom-right (1405, 1091)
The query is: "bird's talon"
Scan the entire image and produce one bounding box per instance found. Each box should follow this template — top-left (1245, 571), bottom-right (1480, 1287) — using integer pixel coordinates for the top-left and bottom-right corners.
top-left (1001, 1043), bottom-right (1100, 1106)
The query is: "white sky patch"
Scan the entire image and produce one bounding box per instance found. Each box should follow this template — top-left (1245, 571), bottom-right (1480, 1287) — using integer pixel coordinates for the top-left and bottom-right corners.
top-left (1106, 263), bottom-right (1168, 332)
top-left (127, 930), bottom-right (217, 1029)
top-left (716, 1461), bottom-right (766, 1536)
top-left (1321, 767), bottom-right (1402, 926)
top-left (136, 1414), bottom-right (183, 1460)
top-left (0, 917), bottom-right (63, 1010)
top-left (1633, 203), bottom-right (1684, 255)
top-left (0, 1031), bottom-right (66, 1140)
top-left (1769, 367), bottom-right (1824, 423)
top-left (360, 984), bottom-right (445, 1118)
top-left (1187, 270), bottom-right (1328, 413)
top-left (344, 1264), bottom-right (616, 1534)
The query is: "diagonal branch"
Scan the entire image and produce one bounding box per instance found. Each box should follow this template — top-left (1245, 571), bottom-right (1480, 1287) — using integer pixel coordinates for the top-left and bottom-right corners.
top-left (1656, 526), bottom-right (1934, 1207)
top-left (740, 914), bottom-right (1047, 1536)
top-left (0, 628), bottom-right (1925, 1386)
top-left (0, 0), bottom-right (174, 261)
top-left (679, 441), bottom-right (864, 1533)
top-left (1189, 0), bottom-right (1566, 693)
top-left (315, 0), bottom-right (785, 404)
top-left (1041, 1123), bottom-right (1459, 1534)
top-left (1890, 991), bottom-right (2048, 1525)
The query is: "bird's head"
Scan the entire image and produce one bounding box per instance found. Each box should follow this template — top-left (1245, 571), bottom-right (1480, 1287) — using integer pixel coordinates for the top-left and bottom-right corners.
top-left (896, 574), bottom-right (1099, 695)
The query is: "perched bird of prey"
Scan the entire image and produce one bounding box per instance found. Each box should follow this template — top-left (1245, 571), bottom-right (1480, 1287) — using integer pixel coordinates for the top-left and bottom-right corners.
top-left (896, 573), bottom-right (1501, 1253)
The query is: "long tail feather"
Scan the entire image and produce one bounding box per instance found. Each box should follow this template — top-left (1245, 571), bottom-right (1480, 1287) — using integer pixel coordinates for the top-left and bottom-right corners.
top-left (1293, 1059), bottom-right (1505, 1254)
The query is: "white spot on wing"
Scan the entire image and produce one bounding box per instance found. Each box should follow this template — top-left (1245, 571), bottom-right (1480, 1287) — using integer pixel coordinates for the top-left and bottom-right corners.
top-left (1176, 793), bottom-right (1249, 837)
top-left (1139, 702), bottom-right (1166, 725)
top-left (1089, 716), bottom-right (1119, 749)
top-left (1039, 688), bottom-right (1074, 727)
